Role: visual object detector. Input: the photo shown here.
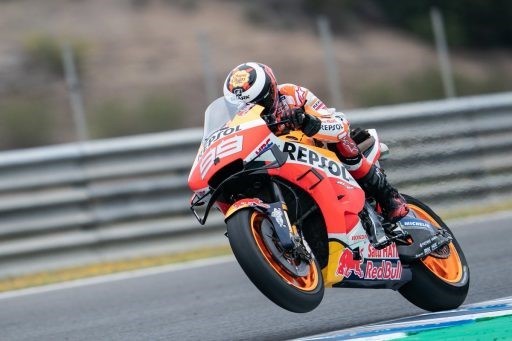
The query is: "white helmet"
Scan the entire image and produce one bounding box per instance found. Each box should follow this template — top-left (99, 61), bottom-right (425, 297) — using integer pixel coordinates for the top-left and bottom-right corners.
top-left (223, 62), bottom-right (279, 116)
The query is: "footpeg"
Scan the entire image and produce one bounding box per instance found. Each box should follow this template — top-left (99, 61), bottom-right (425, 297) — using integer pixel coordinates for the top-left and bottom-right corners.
top-left (361, 202), bottom-right (394, 250)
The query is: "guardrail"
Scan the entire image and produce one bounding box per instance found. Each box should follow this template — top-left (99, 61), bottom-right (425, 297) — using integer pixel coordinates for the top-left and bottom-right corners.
top-left (1, 92), bottom-right (512, 277)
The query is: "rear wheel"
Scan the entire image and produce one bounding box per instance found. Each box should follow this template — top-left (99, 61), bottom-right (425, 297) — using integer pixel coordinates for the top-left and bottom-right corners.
top-left (226, 209), bottom-right (324, 313)
top-left (398, 195), bottom-right (470, 311)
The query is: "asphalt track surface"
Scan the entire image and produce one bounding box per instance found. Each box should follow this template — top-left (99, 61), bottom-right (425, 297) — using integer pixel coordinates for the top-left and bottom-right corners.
top-left (1, 213), bottom-right (511, 341)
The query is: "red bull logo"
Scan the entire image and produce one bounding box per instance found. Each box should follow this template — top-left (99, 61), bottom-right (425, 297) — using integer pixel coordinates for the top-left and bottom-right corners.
top-left (335, 248), bottom-right (364, 279)
top-left (365, 260), bottom-right (402, 280)
top-left (335, 247), bottom-right (403, 281)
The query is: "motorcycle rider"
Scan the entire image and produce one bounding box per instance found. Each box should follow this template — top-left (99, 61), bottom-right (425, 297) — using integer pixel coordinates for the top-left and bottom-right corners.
top-left (223, 62), bottom-right (409, 224)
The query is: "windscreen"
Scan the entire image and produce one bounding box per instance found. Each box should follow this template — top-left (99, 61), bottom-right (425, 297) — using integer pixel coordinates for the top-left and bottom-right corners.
top-left (202, 97), bottom-right (247, 138)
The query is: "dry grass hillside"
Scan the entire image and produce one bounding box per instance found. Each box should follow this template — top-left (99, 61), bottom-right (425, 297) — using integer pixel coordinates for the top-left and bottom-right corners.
top-left (0, 0), bottom-right (511, 148)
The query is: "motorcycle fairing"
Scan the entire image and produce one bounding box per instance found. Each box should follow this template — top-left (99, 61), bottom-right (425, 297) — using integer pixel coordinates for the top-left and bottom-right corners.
top-left (189, 103), bottom-right (367, 238)
top-left (261, 140), bottom-right (411, 287)
top-left (324, 239), bottom-right (412, 289)
top-left (188, 107), bottom-right (271, 190)
top-left (268, 141), bottom-right (366, 234)
top-left (322, 213), bottom-right (451, 288)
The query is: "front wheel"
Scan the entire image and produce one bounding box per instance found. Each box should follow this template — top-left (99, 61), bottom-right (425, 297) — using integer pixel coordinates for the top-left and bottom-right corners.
top-left (398, 195), bottom-right (470, 311)
top-left (226, 209), bottom-right (324, 313)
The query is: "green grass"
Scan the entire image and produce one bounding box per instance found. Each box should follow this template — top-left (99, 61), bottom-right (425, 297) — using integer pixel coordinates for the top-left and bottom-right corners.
top-left (403, 315), bottom-right (512, 340)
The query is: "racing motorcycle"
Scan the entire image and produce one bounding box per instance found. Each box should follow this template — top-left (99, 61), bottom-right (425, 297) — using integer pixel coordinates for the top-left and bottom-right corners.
top-left (188, 97), bottom-right (470, 313)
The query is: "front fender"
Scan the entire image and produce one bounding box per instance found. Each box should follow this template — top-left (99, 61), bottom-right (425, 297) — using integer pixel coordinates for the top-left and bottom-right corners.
top-left (224, 198), bottom-right (271, 220)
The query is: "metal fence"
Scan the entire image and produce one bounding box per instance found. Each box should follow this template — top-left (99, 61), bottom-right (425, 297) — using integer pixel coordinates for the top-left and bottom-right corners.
top-left (1, 92), bottom-right (512, 277)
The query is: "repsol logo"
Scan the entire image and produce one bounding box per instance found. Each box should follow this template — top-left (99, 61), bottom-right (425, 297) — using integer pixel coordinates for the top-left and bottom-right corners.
top-left (321, 124), bottom-right (342, 131)
top-left (204, 125), bottom-right (241, 149)
top-left (283, 142), bottom-right (350, 181)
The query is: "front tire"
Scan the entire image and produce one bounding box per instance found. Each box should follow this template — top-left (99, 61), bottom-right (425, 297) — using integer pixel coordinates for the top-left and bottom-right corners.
top-left (226, 209), bottom-right (324, 313)
top-left (398, 195), bottom-right (470, 311)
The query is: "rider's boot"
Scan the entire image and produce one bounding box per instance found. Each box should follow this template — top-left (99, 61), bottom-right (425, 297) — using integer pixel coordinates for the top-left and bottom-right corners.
top-left (332, 134), bottom-right (409, 225)
top-left (357, 164), bottom-right (409, 224)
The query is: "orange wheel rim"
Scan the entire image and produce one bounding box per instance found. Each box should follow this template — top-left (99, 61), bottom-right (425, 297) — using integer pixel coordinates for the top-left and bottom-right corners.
top-left (250, 212), bottom-right (319, 291)
top-left (408, 204), bottom-right (463, 284)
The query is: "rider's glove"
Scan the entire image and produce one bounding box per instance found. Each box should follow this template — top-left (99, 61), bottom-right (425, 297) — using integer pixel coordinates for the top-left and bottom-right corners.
top-left (282, 107), bottom-right (305, 130)
top-left (301, 112), bottom-right (321, 137)
top-left (282, 107), bottom-right (321, 137)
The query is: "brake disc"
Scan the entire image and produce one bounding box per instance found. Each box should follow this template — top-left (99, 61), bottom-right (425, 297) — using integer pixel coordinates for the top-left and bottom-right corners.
top-left (260, 219), bottom-right (310, 277)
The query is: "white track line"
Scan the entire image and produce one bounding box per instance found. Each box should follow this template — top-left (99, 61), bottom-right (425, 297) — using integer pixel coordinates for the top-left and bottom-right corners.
top-left (0, 255), bottom-right (235, 300)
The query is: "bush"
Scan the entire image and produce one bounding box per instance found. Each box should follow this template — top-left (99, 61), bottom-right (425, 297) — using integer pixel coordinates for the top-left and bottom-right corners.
top-left (239, 0), bottom-right (512, 48)
top-left (23, 34), bottom-right (88, 77)
top-left (90, 94), bottom-right (187, 139)
top-left (0, 99), bottom-right (55, 149)
top-left (370, 1), bottom-right (512, 48)
top-left (355, 67), bottom-right (512, 107)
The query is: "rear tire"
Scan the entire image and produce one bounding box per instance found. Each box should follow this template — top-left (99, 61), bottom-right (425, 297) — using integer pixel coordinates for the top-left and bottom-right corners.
top-left (226, 209), bottom-right (324, 313)
top-left (398, 195), bottom-right (470, 311)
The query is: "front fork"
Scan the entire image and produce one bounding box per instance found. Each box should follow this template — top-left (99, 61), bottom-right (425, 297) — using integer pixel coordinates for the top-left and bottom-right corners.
top-left (267, 181), bottom-right (302, 250)
top-left (224, 180), bottom-right (304, 252)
